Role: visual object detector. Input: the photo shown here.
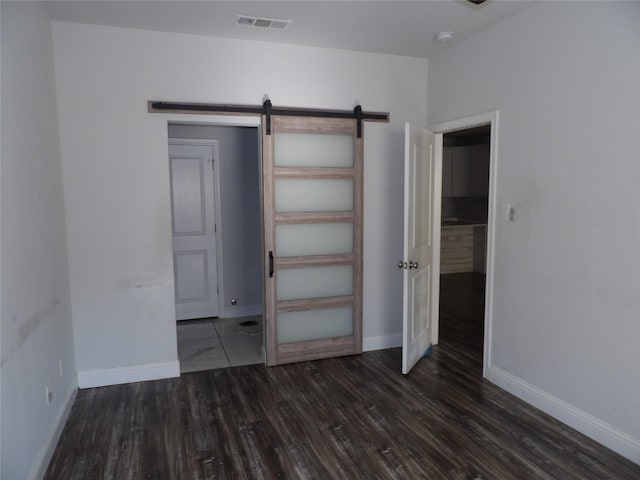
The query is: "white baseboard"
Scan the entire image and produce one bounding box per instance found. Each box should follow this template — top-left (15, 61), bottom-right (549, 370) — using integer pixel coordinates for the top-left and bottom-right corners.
top-left (487, 365), bottom-right (640, 465)
top-left (78, 361), bottom-right (180, 389)
top-left (363, 333), bottom-right (402, 352)
top-left (30, 383), bottom-right (78, 480)
top-left (220, 303), bottom-right (262, 319)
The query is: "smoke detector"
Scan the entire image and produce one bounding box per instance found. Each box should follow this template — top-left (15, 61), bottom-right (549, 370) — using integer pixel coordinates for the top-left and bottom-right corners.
top-left (435, 31), bottom-right (454, 43)
top-left (235, 15), bottom-right (292, 30)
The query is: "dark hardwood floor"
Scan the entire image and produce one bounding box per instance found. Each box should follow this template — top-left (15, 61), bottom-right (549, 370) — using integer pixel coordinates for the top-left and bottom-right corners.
top-left (46, 273), bottom-right (640, 479)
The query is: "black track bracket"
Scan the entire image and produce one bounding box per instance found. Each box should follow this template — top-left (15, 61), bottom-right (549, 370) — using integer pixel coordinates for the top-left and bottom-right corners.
top-left (354, 105), bottom-right (363, 138)
top-left (263, 99), bottom-right (272, 135)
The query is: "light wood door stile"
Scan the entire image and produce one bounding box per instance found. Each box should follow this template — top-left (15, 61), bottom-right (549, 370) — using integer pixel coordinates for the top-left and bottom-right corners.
top-left (263, 115), bottom-right (363, 366)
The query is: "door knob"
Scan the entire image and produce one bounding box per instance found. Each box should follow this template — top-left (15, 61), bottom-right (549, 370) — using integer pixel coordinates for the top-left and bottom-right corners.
top-left (397, 261), bottom-right (408, 269)
top-left (409, 261), bottom-right (419, 269)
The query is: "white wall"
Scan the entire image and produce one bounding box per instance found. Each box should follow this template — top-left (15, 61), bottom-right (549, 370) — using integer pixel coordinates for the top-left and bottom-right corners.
top-left (428, 1), bottom-right (640, 461)
top-left (168, 124), bottom-right (263, 317)
top-left (1, 2), bottom-right (77, 478)
top-left (51, 22), bottom-right (428, 382)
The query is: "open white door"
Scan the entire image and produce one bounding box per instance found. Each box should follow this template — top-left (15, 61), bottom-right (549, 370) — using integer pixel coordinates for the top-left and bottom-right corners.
top-left (401, 123), bottom-right (442, 374)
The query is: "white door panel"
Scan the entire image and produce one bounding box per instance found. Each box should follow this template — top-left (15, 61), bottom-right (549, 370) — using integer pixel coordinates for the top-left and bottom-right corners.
top-left (171, 157), bottom-right (206, 235)
top-left (169, 142), bottom-right (220, 320)
top-left (411, 266), bottom-right (430, 339)
top-left (174, 251), bottom-right (208, 301)
top-left (402, 124), bottom-right (441, 374)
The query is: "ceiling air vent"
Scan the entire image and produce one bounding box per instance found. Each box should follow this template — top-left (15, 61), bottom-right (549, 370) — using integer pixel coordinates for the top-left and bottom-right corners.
top-left (235, 15), bottom-right (292, 30)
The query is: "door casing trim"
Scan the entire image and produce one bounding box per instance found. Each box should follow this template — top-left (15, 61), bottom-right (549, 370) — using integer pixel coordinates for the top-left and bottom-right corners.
top-left (429, 110), bottom-right (499, 379)
top-left (162, 115), bottom-right (265, 363)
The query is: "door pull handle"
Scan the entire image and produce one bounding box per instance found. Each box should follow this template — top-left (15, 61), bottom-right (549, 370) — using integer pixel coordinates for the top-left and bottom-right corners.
top-left (269, 251), bottom-right (274, 278)
top-left (397, 261), bottom-right (408, 270)
top-left (409, 261), bottom-right (419, 269)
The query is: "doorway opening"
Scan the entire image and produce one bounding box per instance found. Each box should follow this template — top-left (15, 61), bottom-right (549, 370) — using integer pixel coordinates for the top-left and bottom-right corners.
top-left (167, 122), bottom-right (264, 373)
top-left (438, 123), bottom-right (491, 376)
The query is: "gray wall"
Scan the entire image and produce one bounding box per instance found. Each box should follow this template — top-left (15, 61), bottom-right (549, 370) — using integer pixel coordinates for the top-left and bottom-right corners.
top-left (1, 2), bottom-right (77, 478)
top-left (51, 19), bottom-right (427, 383)
top-left (168, 124), bottom-right (262, 316)
top-left (429, 1), bottom-right (640, 458)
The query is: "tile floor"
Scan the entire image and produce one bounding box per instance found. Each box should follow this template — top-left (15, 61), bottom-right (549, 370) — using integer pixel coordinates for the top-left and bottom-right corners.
top-left (177, 315), bottom-right (263, 373)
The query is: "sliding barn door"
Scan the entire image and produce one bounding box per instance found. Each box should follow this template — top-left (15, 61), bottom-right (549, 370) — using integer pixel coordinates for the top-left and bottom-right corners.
top-left (263, 115), bottom-right (363, 366)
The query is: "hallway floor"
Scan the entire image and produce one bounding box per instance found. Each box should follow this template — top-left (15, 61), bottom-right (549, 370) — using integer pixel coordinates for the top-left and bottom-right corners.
top-left (177, 315), bottom-right (263, 373)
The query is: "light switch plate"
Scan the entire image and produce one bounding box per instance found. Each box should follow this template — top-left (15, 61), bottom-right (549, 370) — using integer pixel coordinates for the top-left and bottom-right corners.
top-left (501, 204), bottom-right (514, 222)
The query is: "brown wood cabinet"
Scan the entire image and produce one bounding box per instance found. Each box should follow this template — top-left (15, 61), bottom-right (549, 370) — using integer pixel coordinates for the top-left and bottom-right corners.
top-left (440, 225), bottom-right (474, 274)
top-left (441, 224), bottom-right (488, 274)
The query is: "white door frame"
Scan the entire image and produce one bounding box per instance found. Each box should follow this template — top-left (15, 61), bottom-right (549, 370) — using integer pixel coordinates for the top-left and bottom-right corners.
top-left (429, 110), bottom-right (499, 379)
top-left (169, 137), bottom-right (223, 319)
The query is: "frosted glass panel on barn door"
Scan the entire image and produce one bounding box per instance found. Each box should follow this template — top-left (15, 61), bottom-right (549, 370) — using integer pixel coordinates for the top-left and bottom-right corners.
top-left (263, 116), bottom-right (363, 366)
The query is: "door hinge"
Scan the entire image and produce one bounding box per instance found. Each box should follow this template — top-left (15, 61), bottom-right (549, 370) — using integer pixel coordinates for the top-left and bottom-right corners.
top-left (214, 224), bottom-right (217, 233)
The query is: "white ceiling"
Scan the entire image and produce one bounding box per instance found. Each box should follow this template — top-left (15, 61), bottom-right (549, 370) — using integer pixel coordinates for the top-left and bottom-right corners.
top-left (45, 0), bottom-right (536, 58)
